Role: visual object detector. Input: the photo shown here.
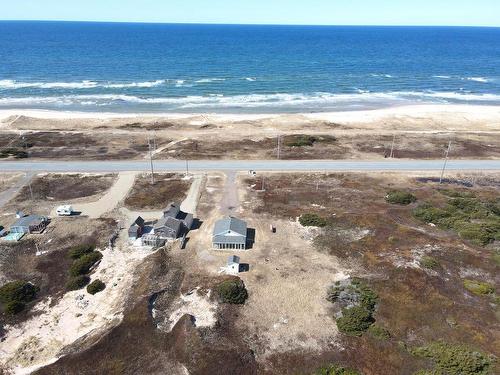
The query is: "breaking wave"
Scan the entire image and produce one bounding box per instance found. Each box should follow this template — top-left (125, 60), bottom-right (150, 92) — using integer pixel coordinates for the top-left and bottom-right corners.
top-left (1, 91), bottom-right (500, 112)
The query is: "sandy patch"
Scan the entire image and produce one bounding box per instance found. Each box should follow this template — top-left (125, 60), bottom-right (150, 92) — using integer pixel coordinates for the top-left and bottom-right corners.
top-left (155, 287), bottom-right (217, 332)
top-left (0, 243), bottom-right (155, 374)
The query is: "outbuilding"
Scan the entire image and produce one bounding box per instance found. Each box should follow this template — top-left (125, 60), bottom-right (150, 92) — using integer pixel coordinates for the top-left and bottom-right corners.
top-left (10, 214), bottom-right (48, 234)
top-left (212, 216), bottom-right (247, 250)
top-left (128, 216), bottom-right (145, 240)
top-left (226, 255), bottom-right (240, 274)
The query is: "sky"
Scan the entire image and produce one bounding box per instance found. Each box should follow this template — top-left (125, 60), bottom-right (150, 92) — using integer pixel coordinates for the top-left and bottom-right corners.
top-left (0, 0), bottom-right (499, 27)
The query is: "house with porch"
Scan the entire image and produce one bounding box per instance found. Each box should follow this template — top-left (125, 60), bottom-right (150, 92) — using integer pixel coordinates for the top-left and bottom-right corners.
top-left (212, 216), bottom-right (247, 250)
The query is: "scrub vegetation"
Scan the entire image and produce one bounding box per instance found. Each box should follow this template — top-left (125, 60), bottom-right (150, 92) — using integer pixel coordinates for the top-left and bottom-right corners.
top-left (0, 281), bottom-right (39, 315)
top-left (413, 194), bottom-right (500, 245)
top-left (411, 341), bottom-right (494, 375)
top-left (385, 190), bottom-right (417, 205)
top-left (216, 278), bottom-right (248, 304)
top-left (299, 213), bottom-right (328, 227)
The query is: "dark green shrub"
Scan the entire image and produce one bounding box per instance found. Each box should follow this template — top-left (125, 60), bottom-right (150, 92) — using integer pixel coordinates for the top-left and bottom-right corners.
top-left (368, 324), bottom-right (391, 340)
top-left (68, 244), bottom-right (96, 259)
top-left (299, 213), bottom-right (327, 227)
top-left (385, 191), bottom-right (417, 205)
top-left (336, 306), bottom-right (375, 336)
top-left (69, 251), bottom-right (102, 277)
top-left (5, 301), bottom-right (26, 315)
top-left (438, 189), bottom-right (475, 199)
top-left (351, 278), bottom-right (378, 311)
top-left (65, 275), bottom-right (91, 291)
top-left (285, 135), bottom-right (317, 147)
top-left (413, 204), bottom-right (451, 223)
top-left (0, 281), bottom-right (39, 304)
top-left (0, 281), bottom-right (39, 315)
top-left (411, 341), bottom-right (493, 375)
top-left (87, 279), bottom-right (106, 295)
top-left (216, 279), bottom-right (248, 304)
top-left (419, 256), bottom-right (440, 270)
top-left (313, 364), bottom-right (361, 375)
top-left (463, 280), bottom-right (494, 296)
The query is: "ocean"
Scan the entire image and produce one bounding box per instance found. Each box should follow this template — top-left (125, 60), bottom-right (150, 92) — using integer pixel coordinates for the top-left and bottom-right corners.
top-left (1, 21), bottom-right (500, 113)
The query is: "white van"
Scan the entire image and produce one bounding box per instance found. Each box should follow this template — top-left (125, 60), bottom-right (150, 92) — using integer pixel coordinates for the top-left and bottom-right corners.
top-left (56, 205), bottom-right (74, 216)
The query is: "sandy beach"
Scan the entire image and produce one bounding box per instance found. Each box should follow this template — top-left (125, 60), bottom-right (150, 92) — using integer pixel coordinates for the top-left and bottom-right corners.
top-left (1, 104), bottom-right (499, 162)
top-left (1, 103), bottom-right (500, 123)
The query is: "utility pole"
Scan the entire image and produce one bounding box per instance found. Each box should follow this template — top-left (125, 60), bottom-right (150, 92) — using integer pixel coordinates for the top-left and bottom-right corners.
top-left (28, 180), bottom-right (34, 200)
top-left (390, 134), bottom-right (396, 159)
top-left (148, 135), bottom-right (155, 184)
top-left (277, 135), bottom-right (281, 159)
top-left (439, 141), bottom-right (452, 184)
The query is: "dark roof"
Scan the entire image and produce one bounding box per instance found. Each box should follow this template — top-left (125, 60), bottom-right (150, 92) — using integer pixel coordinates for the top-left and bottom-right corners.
top-left (134, 216), bottom-right (145, 227)
top-left (227, 255), bottom-right (240, 265)
top-left (213, 217), bottom-right (247, 237)
top-left (12, 215), bottom-right (47, 228)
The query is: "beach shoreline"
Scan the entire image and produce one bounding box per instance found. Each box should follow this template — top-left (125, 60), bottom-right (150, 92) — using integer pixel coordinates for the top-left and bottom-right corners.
top-left (1, 103), bottom-right (500, 122)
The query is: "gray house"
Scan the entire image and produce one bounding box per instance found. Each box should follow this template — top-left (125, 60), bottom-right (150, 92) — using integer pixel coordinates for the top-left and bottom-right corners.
top-left (128, 216), bottom-right (145, 240)
top-left (213, 217), bottom-right (247, 250)
top-left (154, 216), bottom-right (182, 239)
top-left (152, 202), bottom-right (194, 240)
top-left (10, 214), bottom-right (48, 234)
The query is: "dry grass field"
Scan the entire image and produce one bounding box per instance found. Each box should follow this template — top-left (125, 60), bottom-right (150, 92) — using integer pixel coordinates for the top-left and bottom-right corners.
top-left (124, 173), bottom-right (191, 210)
top-left (1, 170), bottom-right (498, 375)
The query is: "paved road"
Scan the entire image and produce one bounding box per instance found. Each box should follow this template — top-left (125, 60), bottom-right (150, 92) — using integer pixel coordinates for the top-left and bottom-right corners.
top-left (0, 159), bottom-right (499, 173)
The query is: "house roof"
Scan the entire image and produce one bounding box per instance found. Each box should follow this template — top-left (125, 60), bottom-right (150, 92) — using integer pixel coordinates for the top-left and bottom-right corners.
top-left (227, 255), bottom-right (240, 265)
top-left (154, 216), bottom-right (181, 233)
top-left (213, 216), bottom-right (247, 237)
top-left (12, 215), bottom-right (46, 228)
top-left (163, 203), bottom-right (180, 218)
top-left (133, 216), bottom-right (145, 227)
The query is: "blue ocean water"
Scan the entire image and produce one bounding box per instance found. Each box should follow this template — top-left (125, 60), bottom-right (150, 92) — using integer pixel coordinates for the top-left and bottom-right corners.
top-left (1, 21), bottom-right (500, 113)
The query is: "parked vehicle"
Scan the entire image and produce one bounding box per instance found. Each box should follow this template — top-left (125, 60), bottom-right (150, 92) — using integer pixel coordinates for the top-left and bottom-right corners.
top-left (56, 205), bottom-right (74, 216)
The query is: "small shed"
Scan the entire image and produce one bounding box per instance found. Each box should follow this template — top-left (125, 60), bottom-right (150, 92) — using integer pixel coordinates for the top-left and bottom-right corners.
top-left (212, 216), bottom-right (247, 250)
top-left (10, 215), bottom-right (48, 234)
top-left (226, 255), bottom-right (240, 274)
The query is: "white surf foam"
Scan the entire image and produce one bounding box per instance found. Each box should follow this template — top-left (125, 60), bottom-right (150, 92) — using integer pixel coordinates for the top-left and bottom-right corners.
top-left (194, 78), bottom-right (226, 83)
top-left (0, 79), bottom-right (168, 90)
top-left (465, 77), bottom-right (490, 83)
top-left (1, 91), bottom-right (500, 110)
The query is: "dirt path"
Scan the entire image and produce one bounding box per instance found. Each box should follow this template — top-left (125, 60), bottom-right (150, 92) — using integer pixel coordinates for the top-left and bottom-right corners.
top-left (0, 172), bottom-right (35, 209)
top-left (180, 174), bottom-right (204, 215)
top-left (220, 171), bottom-right (240, 215)
top-left (146, 137), bottom-right (188, 159)
top-left (50, 172), bottom-right (137, 218)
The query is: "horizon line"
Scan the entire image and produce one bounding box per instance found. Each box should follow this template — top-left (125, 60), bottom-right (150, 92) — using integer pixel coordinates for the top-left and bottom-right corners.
top-left (1, 19), bottom-right (499, 28)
